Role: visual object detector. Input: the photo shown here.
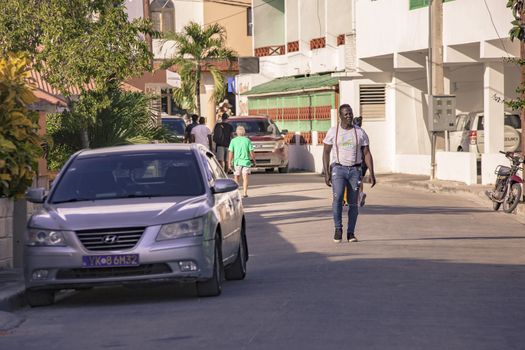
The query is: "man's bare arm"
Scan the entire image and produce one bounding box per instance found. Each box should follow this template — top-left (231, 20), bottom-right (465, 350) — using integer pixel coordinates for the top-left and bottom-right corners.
top-left (322, 143), bottom-right (333, 187)
top-left (362, 145), bottom-right (376, 187)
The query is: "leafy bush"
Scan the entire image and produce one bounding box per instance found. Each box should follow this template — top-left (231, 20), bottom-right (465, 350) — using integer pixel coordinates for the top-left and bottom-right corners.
top-left (47, 87), bottom-right (175, 171)
top-left (0, 53), bottom-right (42, 198)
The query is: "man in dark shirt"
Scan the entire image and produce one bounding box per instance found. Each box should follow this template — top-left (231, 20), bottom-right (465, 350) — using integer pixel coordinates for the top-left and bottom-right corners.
top-left (184, 114), bottom-right (199, 143)
top-left (213, 113), bottom-right (235, 172)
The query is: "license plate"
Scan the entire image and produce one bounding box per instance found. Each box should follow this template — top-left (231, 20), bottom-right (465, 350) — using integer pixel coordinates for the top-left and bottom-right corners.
top-left (82, 254), bottom-right (139, 268)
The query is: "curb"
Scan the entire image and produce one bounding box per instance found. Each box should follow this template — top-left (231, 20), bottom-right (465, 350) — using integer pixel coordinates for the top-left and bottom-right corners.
top-left (378, 178), bottom-right (525, 225)
top-left (0, 269), bottom-right (26, 313)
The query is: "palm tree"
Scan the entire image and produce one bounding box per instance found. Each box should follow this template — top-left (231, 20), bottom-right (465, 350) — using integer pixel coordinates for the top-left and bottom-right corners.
top-left (161, 22), bottom-right (237, 116)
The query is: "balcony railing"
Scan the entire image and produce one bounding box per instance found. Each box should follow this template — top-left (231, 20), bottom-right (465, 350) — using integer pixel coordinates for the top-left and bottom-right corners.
top-left (287, 41), bottom-right (299, 53)
top-left (310, 37), bottom-right (326, 50)
top-left (254, 45), bottom-right (285, 57)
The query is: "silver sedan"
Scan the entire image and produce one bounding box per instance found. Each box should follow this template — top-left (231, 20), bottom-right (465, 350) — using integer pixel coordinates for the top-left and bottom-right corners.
top-left (24, 144), bottom-right (248, 306)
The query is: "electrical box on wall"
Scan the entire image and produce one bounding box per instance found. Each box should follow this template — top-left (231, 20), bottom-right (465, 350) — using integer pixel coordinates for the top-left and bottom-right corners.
top-left (428, 95), bottom-right (456, 132)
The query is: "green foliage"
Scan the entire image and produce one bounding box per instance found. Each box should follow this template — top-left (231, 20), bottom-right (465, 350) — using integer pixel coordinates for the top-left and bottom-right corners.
top-left (0, 0), bottom-right (153, 94)
top-left (508, 0), bottom-right (525, 41)
top-left (0, 53), bottom-right (42, 198)
top-left (161, 22), bottom-right (237, 115)
top-left (46, 88), bottom-right (176, 171)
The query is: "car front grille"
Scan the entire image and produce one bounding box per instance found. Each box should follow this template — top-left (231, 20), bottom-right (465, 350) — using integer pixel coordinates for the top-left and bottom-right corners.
top-left (56, 264), bottom-right (172, 279)
top-left (75, 227), bottom-right (145, 251)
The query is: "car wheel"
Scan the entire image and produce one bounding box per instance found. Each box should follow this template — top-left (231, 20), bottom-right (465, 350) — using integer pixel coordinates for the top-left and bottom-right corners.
top-left (26, 289), bottom-right (55, 307)
top-left (225, 226), bottom-right (248, 281)
top-left (265, 168), bottom-right (275, 173)
top-left (278, 165), bottom-right (288, 173)
top-left (457, 147), bottom-right (463, 152)
top-left (196, 236), bottom-right (223, 297)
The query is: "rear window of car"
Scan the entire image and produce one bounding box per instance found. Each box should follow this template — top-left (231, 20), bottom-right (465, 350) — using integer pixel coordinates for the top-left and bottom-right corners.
top-left (49, 151), bottom-right (204, 203)
top-left (477, 114), bottom-right (521, 131)
top-left (227, 119), bottom-right (280, 135)
top-left (161, 119), bottom-right (186, 135)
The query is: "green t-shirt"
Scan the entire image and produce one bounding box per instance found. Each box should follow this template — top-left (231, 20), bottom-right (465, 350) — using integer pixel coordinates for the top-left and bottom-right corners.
top-left (228, 136), bottom-right (254, 167)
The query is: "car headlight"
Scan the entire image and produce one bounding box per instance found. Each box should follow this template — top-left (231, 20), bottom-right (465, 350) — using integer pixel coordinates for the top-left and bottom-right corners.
top-left (157, 217), bottom-right (205, 241)
top-left (27, 229), bottom-right (66, 246)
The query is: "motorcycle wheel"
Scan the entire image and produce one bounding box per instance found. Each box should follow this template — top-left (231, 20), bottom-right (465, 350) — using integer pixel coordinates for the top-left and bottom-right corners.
top-left (492, 201), bottom-right (501, 211)
top-left (502, 183), bottom-right (522, 213)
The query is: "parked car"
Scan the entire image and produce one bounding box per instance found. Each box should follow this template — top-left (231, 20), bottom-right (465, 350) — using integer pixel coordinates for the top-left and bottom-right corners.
top-left (226, 116), bottom-right (289, 173)
top-left (161, 116), bottom-right (186, 142)
top-left (449, 112), bottom-right (521, 157)
top-left (24, 144), bottom-right (248, 306)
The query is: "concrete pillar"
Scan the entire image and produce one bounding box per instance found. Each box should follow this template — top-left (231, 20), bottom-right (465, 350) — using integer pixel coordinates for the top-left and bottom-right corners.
top-left (483, 62), bottom-right (505, 154)
top-left (203, 84), bottom-right (216, 131)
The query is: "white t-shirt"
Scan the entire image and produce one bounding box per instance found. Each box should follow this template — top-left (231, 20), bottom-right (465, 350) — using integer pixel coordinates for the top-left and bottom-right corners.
top-left (323, 125), bottom-right (369, 166)
top-left (191, 124), bottom-right (211, 149)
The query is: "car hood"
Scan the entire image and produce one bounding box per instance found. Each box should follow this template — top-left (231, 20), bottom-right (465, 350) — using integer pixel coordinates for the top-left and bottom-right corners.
top-left (29, 196), bottom-right (208, 231)
top-left (248, 135), bottom-right (283, 142)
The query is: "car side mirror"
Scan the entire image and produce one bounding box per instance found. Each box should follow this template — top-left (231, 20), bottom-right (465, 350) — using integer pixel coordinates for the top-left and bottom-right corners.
top-left (281, 129), bottom-right (288, 134)
top-left (212, 179), bottom-right (238, 194)
top-left (26, 187), bottom-right (47, 203)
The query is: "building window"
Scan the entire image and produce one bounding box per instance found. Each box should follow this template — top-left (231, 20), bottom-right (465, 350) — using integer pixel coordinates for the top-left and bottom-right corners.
top-left (151, 0), bottom-right (175, 33)
top-left (247, 7), bottom-right (253, 36)
top-left (359, 85), bottom-right (386, 120)
top-left (409, 0), bottom-right (453, 10)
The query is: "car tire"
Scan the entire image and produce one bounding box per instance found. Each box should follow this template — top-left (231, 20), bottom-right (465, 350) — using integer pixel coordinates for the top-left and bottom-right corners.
top-left (196, 237), bottom-right (223, 297)
top-left (457, 147), bottom-right (463, 152)
top-left (225, 227), bottom-right (248, 281)
top-left (278, 165), bottom-right (288, 173)
top-left (26, 289), bottom-right (55, 307)
top-left (265, 168), bottom-right (275, 173)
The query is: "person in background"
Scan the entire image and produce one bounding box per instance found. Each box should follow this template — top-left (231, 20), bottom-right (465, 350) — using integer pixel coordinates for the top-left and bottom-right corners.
top-left (213, 113), bottom-right (235, 172)
top-left (190, 117), bottom-right (212, 150)
top-left (184, 114), bottom-right (199, 143)
top-left (353, 116), bottom-right (371, 207)
top-left (228, 126), bottom-right (255, 198)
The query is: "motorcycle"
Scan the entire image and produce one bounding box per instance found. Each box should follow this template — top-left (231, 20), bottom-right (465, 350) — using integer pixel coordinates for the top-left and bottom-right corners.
top-left (485, 151), bottom-right (523, 213)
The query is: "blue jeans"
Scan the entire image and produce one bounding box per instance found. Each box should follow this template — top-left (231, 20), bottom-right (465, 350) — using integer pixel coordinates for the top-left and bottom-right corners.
top-left (331, 164), bottom-right (362, 234)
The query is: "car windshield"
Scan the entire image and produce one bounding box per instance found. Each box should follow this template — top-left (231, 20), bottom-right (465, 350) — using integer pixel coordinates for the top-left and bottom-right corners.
top-left (228, 119), bottom-right (280, 136)
top-left (161, 119), bottom-right (186, 135)
top-left (49, 151), bottom-right (205, 203)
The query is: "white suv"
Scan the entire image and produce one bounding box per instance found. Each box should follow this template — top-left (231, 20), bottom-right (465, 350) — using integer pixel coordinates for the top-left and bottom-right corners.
top-left (450, 112), bottom-right (521, 157)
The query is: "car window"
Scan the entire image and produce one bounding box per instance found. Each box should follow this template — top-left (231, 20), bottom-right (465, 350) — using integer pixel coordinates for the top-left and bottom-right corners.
top-left (505, 114), bottom-right (521, 129)
top-left (455, 115), bottom-right (468, 131)
top-left (161, 119), bottom-right (186, 135)
top-left (206, 153), bottom-right (227, 180)
top-left (228, 119), bottom-right (280, 136)
top-left (49, 151), bottom-right (205, 203)
top-left (478, 116), bottom-right (484, 131)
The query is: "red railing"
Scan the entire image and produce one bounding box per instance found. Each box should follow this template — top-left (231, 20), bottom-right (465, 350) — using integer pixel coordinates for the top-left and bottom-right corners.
top-left (287, 41), bottom-right (299, 53)
top-left (310, 37), bottom-right (326, 50)
top-left (254, 45), bottom-right (285, 57)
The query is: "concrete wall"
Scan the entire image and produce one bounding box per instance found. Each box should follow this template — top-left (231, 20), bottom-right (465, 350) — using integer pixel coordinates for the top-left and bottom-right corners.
top-left (0, 199), bottom-right (13, 268)
top-left (356, 0), bottom-right (517, 59)
top-left (203, 0), bottom-right (252, 57)
top-left (300, 0), bottom-right (326, 45)
top-left (254, 0), bottom-right (285, 48)
top-left (436, 151), bottom-right (477, 185)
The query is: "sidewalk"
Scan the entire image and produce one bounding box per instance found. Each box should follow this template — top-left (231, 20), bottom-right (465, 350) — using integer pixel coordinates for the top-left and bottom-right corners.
top-left (0, 172), bottom-right (522, 321)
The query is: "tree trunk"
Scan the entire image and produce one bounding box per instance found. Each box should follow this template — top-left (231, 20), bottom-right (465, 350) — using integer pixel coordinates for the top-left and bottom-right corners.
top-left (143, 0), bottom-right (152, 65)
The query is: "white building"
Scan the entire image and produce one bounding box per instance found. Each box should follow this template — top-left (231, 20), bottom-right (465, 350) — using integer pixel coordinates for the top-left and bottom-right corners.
top-left (239, 0), bottom-right (520, 183)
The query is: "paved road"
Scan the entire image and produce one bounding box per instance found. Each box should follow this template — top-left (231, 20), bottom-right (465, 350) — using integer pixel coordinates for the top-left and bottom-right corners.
top-left (1, 173), bottom-right (524, 349)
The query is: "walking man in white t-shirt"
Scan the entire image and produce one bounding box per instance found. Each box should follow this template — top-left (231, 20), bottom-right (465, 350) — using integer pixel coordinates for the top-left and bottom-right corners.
top-left (190, 117), bottom-right (212, 150)
top-left (322, 104), bottom-right (376, 243)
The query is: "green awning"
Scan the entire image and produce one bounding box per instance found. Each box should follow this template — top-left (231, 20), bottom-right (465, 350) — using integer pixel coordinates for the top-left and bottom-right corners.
top-left (242, 74), bottom-right (339, 96)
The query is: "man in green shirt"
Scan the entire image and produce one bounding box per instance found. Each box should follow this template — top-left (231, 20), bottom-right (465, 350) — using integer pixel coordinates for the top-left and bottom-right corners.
top-left (228, 126), bottom-right (256, 198)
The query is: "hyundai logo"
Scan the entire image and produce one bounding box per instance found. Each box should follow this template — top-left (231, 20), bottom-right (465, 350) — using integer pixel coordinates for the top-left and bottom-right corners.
top-left (103, 235), bottom-right (117, 244)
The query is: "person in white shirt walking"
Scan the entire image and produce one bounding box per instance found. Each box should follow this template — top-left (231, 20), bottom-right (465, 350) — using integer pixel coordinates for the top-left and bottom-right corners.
top-left (190, 117), bottom-right (212, 150)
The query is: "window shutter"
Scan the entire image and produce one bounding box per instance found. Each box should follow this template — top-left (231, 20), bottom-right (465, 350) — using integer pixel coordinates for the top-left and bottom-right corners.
top-left (162, 11), bottom-right (174, 33)
top-left (151, 12), bottom-right (161, 32)
top-left (359, 85), bottom-right (386, 120)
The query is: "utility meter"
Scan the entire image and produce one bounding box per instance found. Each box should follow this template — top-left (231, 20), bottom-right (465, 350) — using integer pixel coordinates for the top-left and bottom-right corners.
top-left (429, 95), bottom-right (456, 132)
